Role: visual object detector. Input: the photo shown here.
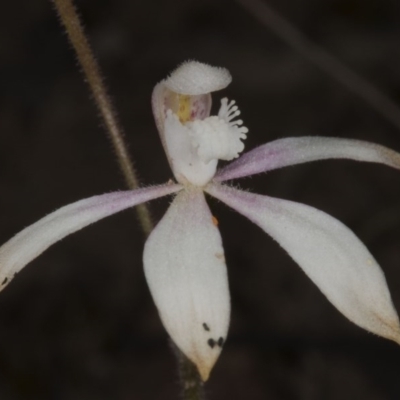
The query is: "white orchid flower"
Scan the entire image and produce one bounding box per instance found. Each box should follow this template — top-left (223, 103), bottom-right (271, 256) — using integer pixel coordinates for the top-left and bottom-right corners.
top-left (1, 61), bottom-right (400, 381)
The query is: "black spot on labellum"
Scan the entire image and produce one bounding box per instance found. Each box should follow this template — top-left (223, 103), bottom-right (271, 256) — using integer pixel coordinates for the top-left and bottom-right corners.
top-left (202, 323), bottom-right (210, 331)
top-left (217, 337), bottom-right (224, 347)
top-left (2, 277), bottom-right (8, 286)
top-left (207, 338), bottom-right (215, 349)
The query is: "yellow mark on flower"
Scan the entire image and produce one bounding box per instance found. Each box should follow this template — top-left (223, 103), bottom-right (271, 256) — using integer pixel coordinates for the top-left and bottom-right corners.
top-left (177, 94), bottom-right (191, 123)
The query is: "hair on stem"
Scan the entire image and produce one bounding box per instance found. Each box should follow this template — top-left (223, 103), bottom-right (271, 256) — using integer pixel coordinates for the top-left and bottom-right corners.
top-left (51, 0), bottom-right (153, 235)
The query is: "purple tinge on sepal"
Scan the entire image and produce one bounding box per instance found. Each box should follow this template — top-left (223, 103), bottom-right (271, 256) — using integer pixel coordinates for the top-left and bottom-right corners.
top-left (0, 183), bottom-right (182, 289)
top-left (215, 136), bottom-right (400, 181)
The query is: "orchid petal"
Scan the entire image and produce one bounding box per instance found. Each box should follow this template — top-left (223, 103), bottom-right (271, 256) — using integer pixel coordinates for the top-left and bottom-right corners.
top-left (206, 183), bottom-right (400, 343)
top-left (143, 188), bottom-right (230, 381)
top-left (215, 136), bottom-right (400, 181)
top-left (0, 183), bottom-right (182, 289)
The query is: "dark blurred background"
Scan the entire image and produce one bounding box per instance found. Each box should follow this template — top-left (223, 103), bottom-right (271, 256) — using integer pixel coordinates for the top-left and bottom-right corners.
top-left (1, 0), bottom-right (400, 399)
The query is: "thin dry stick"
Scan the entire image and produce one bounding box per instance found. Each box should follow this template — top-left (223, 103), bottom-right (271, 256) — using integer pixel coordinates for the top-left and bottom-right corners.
top-left (52, 0), bottom-right (152, 235)
top-left (51, 0), bottom-right (205, 398)
top-left (236, 0), bottom-right (400, 131)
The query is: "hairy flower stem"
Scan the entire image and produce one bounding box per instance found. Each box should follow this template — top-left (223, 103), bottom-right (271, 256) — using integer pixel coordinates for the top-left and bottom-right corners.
top-left (51, 1), bottom-right (206, 398)
top-left (171, 340), bottom-right (205, 400)
top-left (51, 0), bottom-right (152, 235)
